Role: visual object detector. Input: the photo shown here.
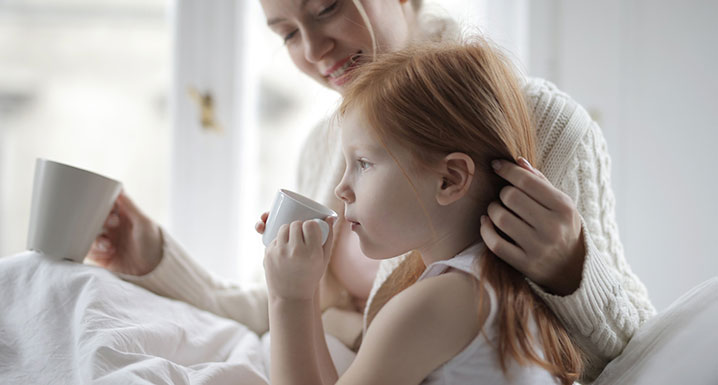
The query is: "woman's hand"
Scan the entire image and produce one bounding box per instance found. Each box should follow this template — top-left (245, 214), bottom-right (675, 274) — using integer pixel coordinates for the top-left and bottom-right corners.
top-left (480, 158), bottom-right (585, 296)
top-left (85, 192), bottom-right (163, 276)
top-left (264, 217), bottom-right (336, 301)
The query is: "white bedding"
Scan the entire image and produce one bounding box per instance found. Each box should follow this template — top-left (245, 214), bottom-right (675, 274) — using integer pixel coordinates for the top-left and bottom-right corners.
top-left (4, 250), bottom-right (715, 385)
top-left (0, 251), bottom-right (354, 384)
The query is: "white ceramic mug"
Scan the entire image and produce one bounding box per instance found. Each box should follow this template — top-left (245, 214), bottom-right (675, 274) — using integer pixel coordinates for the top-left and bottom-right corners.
top-left (27, 159), bottom-right (122, 262)
top-left (262, 189), bottom-right (337, 247)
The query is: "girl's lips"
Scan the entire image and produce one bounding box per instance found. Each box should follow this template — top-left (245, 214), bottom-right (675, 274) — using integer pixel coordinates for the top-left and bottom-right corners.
top-left (345, 217), bottom-right (360, 230)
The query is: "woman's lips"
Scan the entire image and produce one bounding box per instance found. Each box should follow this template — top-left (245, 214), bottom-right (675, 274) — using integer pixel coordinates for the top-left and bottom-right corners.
top-left (326, 51), bottom-right (363, 87)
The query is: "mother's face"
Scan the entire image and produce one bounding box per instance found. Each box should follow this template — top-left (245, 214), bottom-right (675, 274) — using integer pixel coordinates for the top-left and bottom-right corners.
top-left (260, 0), bottom-right (413, 93)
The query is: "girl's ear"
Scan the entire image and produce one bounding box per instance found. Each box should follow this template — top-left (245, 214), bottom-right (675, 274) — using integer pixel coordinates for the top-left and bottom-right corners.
top-left (435, 152), bottom-right (475, 206)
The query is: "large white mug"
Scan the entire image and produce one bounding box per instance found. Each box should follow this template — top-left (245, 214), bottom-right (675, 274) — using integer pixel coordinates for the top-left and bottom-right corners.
top-left (262, 189), bottom-right (337, 247)
top-left (27, 159), bottom-right (122, 262)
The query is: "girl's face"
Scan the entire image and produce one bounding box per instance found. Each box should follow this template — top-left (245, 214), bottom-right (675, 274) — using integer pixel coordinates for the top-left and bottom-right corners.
top-left (335, 108), bottom-right (439, 259)
top-left (260, 0), bottom-right (414, 93)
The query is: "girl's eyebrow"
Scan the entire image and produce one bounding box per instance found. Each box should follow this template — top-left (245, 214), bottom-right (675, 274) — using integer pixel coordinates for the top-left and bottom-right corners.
top-left (267, 0), bottom-right (310, 25)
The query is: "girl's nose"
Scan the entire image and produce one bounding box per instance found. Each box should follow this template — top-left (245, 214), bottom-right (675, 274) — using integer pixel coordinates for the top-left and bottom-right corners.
top-left (303, 28), bottom-right (334, 63)
top-left (334, 179), bottom-right (354, 203)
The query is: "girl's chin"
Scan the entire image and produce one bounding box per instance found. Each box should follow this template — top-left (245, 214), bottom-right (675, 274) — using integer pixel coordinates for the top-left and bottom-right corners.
top-left (359, 243), bottom-right (401, 261)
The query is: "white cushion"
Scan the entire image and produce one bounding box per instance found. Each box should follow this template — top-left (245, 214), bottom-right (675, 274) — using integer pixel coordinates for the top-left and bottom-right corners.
top-left (594, 277), bottom-right (718, 385)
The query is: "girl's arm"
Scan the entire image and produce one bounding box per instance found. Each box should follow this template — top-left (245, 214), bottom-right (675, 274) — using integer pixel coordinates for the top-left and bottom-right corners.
top-left (314, 288), bottom-right (340, 384)
top-left (269, 297), bottom-right (323, 384)
top-left (265, 219), bottom-right (336, 385)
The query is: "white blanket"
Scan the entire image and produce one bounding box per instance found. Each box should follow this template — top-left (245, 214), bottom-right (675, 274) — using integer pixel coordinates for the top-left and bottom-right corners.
top-left (0, 251), bottom-right (353, 384)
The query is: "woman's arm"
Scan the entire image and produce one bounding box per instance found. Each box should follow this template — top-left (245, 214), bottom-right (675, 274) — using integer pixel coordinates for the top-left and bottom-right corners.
top-left (86, 193), bottom-right (271, 335)
top-left (481, 78), bottom-right (655, 382)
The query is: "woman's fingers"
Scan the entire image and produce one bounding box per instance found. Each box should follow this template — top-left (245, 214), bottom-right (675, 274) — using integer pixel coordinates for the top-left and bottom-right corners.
top-left (479, 215), bottom-right (525, 267)
top-left (498, 185), bottom-right (547, 229)
top-left (492, 159), bottom-right (566, 211)
top-left (486, 201), bottom-right (536, 251)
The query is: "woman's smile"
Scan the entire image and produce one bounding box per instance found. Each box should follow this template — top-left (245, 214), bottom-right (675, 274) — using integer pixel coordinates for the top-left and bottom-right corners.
top-left (324, 51), bottom-right (363, 87)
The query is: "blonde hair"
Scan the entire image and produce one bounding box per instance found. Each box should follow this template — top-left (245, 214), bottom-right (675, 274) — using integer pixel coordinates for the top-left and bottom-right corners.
top-left (349, 0), bottom-right (459, 60)
top-left (339, 39), bottom-right (583, 385)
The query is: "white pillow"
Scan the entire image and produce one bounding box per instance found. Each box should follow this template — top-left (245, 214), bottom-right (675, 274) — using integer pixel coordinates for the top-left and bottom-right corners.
top-left (594, 277), bottom-right (718, 385)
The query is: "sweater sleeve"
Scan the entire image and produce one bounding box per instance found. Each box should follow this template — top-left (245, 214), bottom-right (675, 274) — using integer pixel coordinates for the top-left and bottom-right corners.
top-left (118, 228), bottom-right (269, 335)
top-left (524, 78), bottom-right (656, 383)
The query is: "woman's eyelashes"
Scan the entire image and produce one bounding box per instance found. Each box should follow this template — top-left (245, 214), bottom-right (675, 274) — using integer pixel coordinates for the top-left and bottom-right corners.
top-left (281, 1), bottom-right (340, 43)
top-left (317, 0), bottom-right (338, 17)
top-left (283, 29), bottom-right (298, 43)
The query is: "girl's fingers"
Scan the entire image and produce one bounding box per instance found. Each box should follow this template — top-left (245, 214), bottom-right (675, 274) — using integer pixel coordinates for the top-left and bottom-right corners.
top-left (497, 186), bottom-right (547, 229)
top-left (276, 223), bottom-right (290, 245)
top-left (255, 212), bottom-right (270, 234)
top-left (479, 215), bottom-right (526, 267)
top-left (492, 159), bottom-right (564, 211)
top-left (302, 220), bottom-right (321, 249)
top-left (289, 220), bottom-right (305, 246)
top-left (321, 216), bottom-right (336, 263)
top-left (486, 201), bottom-right (536, 251)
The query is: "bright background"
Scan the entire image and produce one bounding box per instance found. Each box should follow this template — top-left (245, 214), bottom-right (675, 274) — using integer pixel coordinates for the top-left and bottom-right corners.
top-left (0, 0), bottom-right (716, 312)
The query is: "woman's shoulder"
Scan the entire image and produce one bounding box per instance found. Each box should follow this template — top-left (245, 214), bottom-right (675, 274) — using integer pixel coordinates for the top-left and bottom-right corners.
top-left (522, 77), bottom-right (581, 109)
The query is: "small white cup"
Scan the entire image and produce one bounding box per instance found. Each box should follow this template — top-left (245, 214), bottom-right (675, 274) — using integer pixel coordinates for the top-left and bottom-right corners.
top-left (262, 189), bottom-right (337, 247)
top-left (27, 159), bottom-right (122, 262)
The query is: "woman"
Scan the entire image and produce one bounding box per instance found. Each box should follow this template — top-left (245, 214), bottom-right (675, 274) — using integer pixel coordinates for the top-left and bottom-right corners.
top-left (87, 0), bottom-right (654, 382)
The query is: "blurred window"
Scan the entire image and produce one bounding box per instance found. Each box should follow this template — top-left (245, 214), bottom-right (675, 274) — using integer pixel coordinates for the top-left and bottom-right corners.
top-left (0, 0), bottom-right (170, 256)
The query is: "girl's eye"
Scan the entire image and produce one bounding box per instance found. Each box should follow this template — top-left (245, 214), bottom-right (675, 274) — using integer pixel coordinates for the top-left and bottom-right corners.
top-left (283, 29), bottom-right (298, 43)
top-left (357, 159), bottom-right (370, 170)
top-left (318, 1), bottom-right (338, 17)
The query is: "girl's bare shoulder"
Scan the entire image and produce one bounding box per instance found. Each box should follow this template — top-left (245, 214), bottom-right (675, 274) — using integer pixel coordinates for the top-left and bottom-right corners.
top-left (339, 270), bottom-right (488, 384)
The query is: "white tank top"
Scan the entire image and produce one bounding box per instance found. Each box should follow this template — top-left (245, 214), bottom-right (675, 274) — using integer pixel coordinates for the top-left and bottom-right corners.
top-left (418, 243), bottom-right (560, 385)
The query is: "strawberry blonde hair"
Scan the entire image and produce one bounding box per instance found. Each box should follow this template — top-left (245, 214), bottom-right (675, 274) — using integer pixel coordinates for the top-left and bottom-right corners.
top-left (338, 39), bottom-right (583, 384)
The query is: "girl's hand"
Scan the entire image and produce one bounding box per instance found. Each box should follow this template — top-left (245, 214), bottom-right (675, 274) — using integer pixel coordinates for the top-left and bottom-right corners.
top-left (480, 158), bottom-right (585, 296)
top-left (85, 192), bottom-right (163, 276)
top-left (264, 217), bottom-right (336, 301)
top-left (255, 211), bottom-right (269, 234)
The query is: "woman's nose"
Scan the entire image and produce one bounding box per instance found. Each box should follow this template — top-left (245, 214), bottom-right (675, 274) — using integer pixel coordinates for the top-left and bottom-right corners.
top-left (303, 28), bottom-right (334, 63)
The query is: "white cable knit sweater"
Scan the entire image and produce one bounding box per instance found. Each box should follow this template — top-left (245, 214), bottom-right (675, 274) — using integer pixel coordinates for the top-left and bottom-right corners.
top-left (123, 75), bottom-right (654, 385)
top-left (299, 78), bottom-right (656, 383)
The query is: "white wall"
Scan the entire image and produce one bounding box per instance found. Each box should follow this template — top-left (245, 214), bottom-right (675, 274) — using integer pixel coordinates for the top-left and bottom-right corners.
top-left (529, 0), bottom-right (718, 311)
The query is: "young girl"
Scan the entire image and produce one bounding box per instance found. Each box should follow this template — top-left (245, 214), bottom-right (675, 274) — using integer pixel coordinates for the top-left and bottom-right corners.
top-left (264, 38), bottom-right (583, 384)
top-left (91, 1), bottom-right (653, 381)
